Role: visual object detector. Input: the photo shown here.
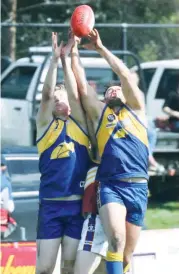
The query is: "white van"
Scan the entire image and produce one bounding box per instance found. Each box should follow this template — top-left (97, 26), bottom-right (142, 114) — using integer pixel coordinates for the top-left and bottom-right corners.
top-left (1, 53), bottom-right (179, 146)
top-left (131, 59), bottom-right (179, 118)
top-left (1, 54), bottom-right (113, 146)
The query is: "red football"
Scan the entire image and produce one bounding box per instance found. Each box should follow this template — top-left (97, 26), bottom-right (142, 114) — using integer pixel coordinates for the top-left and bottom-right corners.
top-left (71, 5), bottom-right (95, 38)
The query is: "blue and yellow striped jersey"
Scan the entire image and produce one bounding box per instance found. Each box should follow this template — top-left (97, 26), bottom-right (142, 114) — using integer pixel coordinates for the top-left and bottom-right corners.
top-left (96, 104), bottom-right (149, 181)
top-left (36, 116), bottom-right (91, 199)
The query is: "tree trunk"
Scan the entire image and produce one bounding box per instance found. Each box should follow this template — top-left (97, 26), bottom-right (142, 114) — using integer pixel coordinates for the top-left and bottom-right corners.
top-left (8, 0), bottom-right (17, 61)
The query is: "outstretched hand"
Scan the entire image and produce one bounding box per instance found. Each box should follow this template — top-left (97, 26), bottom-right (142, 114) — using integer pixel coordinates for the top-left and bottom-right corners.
top-left (68, 29), bottom-right (81, 45)
top-left (52, 32), bottom-right (63, 60)
top-left (61, 31), bottom-right (75, 58)
top-left (82, 29), bottom-right (103, 51)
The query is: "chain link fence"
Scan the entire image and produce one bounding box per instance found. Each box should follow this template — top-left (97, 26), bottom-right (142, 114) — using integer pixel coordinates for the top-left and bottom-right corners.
top-left (1, 23), bottom-right (179, 63)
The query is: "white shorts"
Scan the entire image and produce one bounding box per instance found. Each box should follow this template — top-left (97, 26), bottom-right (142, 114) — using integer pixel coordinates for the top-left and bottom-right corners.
top-left (78, 214), bottom-right (108, 257)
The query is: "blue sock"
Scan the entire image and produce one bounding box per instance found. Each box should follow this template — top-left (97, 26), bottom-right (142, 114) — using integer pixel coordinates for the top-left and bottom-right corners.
top-left (106, 251), bottom-right (123, 274)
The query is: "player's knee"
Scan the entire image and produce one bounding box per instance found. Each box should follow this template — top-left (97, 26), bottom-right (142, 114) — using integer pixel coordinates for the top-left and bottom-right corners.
top-left (36, 262), bottom-right (55, 274)
top-left (109, 232), bottom-right (125, 252)
top-left (61, 260), bottom-right (74, 274)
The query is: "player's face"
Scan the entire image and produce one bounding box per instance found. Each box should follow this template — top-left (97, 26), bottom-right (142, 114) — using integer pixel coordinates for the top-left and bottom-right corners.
top-left (53, 85), bottom-right (71, 117)
top-left (105, 86), bottom-right (126, 106)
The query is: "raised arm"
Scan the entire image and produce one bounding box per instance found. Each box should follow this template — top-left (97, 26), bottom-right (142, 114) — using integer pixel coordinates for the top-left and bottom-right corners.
top-left (71, 38), bottom-right (104, 121)
top-left (85, 29), bottom-right (145, 111)
top-left (36, 32), bottom-right (63, 127)
top-left (60, 36), bottom-right (87, 125)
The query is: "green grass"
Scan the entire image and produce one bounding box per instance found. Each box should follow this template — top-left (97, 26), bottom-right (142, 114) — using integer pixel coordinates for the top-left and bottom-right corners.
top-left (145, 201), bottom-right (179, 229)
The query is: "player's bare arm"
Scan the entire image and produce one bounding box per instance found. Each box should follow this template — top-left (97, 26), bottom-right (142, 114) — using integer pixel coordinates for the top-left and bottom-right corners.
top-left (85, 29), bottom-right (145, 112)
top-left (71, 37), bottom-right (104, 124)
top-left (60, 35), bottom-right (87, 129)
top-left (36, 32), bottom-right (63, 128)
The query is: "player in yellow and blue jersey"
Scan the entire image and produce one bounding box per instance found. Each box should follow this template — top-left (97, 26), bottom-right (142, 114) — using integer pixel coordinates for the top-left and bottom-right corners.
top-left (71, 29), bottom-right (149, 274)
top-left (35, 33), bottom-right (91, 274)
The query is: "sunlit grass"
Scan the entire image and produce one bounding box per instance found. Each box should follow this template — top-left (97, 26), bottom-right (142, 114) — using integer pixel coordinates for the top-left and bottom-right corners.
top-left (145, 201), bottom-right (179, 229)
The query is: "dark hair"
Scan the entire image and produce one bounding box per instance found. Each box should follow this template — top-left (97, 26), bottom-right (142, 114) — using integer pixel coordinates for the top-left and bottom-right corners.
top-left (103, 81), bottom-right (121, 97)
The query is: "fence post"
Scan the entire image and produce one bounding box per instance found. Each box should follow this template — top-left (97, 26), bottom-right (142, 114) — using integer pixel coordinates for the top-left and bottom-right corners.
top-left (122, 23), bottom-right (128, 63)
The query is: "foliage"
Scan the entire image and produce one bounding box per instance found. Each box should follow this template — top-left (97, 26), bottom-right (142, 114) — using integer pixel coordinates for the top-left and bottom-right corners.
top-left (1, 0), bottom-right (179, 61)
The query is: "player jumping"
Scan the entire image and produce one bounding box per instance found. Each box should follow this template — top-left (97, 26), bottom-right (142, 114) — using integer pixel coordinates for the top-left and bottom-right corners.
top-left (71, 29), bottom-right (149, 274)
top-left (35, 32), bottom-right (90, 274)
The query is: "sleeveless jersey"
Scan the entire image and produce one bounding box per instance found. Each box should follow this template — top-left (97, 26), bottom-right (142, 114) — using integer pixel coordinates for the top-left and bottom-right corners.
top-left (96, 104), bottom-right (149, 182)
top-left (36, 116), bottom-right (90, 200)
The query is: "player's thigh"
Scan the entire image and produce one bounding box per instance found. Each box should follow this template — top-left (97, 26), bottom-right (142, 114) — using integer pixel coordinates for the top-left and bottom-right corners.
top-left (61, 214), bottom-right (84, 261)
top-left (99, 203), bottom-right (126, 250)
top-left (74, 250), bottom-right (102, 274)
top-left (125, 183), bottom-right (148, 227)
top-left (61, 214), bottom-right (84, 272)
top-left (36, 238), bottom-right (61, 274)
top-left (61, 236), bottom-right (79, 274)
top-left (98, 182), bottom-right (127, 251)
top-left (123, 221), bottom-right (141, 265)
top-left (62, 235), bottom-right (79, 261)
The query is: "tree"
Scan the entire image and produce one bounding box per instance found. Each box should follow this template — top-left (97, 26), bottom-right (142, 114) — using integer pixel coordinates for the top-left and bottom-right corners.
top-left (1, 0), bottom-right (179, 61)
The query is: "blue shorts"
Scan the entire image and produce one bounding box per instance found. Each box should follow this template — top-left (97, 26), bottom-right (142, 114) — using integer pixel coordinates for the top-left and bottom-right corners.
top-left (37, 200), bottom-right (84, 240)
top-left (97, 180), bottom-right (148, 227)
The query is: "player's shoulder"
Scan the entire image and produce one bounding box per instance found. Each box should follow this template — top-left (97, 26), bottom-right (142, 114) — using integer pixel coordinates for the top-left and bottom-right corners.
top-left (36, 118), bottom-right (56, 142)
top-left (133, 110), bottom-right (147, 127)
top-left (125, 104), bottom-right (147, 127)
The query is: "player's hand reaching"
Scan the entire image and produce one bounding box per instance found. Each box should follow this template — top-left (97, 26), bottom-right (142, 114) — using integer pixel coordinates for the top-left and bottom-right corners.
top-left (61, 32), bottom-right (75, 58)
top-left (83, 29), bottom-right (103, 51)
top-left (69, 29), bottom-right (81, 46)
top-left (52, 32), bottom-right (63, 61)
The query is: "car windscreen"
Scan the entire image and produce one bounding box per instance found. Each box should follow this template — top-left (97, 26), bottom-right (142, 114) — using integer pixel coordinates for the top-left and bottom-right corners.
top-left (57, 67), bottom-right (115, 93)
top-left (1, 66), bottom-right (37, 99)
top-left (39, 64), bottom-right (116, 96)
top-left (5, 157), bottom-right (40, 193)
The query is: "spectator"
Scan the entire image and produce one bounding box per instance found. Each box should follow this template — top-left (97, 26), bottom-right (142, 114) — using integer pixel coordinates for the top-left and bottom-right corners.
top-left (1, 155), bottom-right (17, 239)
top-left (163, 84), bottom-right (179, 132)
top-left (147, 119), bottom-right (165, 173)
top-left (0, 155), bottom-right (14, 213)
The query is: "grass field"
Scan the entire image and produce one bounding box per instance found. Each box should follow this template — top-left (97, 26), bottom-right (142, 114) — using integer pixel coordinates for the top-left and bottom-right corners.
top-left (145, 200), bottom-right (179, 229)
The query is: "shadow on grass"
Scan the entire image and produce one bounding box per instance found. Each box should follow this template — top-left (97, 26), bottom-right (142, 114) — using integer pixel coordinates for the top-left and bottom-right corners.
top-left (148, 198), bottom-right (179, 211)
